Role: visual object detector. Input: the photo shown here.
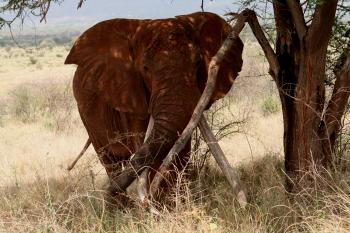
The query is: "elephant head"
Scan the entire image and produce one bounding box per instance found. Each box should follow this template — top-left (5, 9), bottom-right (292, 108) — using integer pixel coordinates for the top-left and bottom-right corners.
top-left (65, 12), bottom-right (243, 194)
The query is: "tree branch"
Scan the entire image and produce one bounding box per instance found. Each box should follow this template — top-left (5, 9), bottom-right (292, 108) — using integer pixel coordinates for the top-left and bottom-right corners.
top-left (77, 0), bottom-right (85, 9)
top-left (324, 51), bottom-right (350, 139)
top-left (308, 0), bottom-right (338, 52)
top-left (286, 0), bottom-right (307, 39)
top-left (245, 10), bottom-right (279, 78)
top-left (198, 117), bottom-right (247, 207)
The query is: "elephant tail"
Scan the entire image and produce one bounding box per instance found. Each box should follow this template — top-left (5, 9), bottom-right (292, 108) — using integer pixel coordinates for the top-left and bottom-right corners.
top-left (67, 138), bottom-right (91, 171)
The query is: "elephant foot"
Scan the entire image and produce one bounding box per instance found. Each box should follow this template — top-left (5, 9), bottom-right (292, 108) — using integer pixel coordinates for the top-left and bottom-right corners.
top-left (104, 185), bottom-right (133, 209)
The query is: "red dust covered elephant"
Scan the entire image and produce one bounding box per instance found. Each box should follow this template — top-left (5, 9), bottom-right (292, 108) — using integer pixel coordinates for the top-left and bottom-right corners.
top-left (65, 12), bottom-right (243, 199)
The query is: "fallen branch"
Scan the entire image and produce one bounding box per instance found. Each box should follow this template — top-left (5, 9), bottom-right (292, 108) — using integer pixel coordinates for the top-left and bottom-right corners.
top-left (67, 138), bottom-right (91, 171)
top-left (198, 117), bottom-right (247, 207)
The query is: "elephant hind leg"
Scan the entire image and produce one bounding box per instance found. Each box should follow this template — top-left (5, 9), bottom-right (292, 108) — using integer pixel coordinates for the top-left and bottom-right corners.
top-left (75, 93), bottom-right (148, 190)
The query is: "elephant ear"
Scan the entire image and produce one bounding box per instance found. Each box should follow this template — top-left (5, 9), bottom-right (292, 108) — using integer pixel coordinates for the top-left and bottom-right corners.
top-left (65, 19), bottom-right (149, 117)
top-left (176, 12), bottom-right (243, 106)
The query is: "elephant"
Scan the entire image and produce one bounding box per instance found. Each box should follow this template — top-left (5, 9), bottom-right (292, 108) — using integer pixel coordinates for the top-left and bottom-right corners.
top-left (65, 12), bottom-right (243, 198)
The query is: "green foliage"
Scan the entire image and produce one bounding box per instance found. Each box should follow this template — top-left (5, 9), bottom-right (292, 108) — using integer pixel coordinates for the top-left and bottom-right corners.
top-left (260, 95), bottom-right (279, 116)
top-left (0, 0), bottom-right (63, 29)
top-left (0, 16), bottom-right (5, 28)
top-left (326, 18), bottom-right (350, 85)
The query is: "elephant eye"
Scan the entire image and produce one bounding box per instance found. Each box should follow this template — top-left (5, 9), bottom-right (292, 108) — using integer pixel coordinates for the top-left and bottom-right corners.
top-left (194, 54), bottom-right (202, 67)
top-left (197, 56), bottom-right (202, 65)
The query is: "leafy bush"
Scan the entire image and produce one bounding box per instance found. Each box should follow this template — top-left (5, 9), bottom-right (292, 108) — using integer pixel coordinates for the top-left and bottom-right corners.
top-left (261, 95), bottom-right (279, 116)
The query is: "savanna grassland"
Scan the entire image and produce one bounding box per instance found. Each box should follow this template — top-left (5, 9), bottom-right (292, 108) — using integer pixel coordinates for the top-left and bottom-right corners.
top-left (1, 32), bottom-right (350, 233)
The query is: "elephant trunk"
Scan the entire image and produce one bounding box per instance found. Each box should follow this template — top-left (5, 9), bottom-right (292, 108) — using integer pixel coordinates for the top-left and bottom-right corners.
top-left (109, 88), bottom-right (198, 193)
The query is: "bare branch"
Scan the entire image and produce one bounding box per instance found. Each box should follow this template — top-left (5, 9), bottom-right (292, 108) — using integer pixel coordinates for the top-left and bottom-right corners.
top-left (198, 117), bottom-right (247, 207)
top-left (286, 0), bottom-right (307, 39)
top-left (77, 0), bottom-right (85, 9)
top-left (39, 0), bottom-right (52, 23)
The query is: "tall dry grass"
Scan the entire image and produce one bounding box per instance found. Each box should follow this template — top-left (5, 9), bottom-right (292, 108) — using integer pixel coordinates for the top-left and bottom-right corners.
top-left (6, 81), bottom-right (77, 132)
top-left (1, 153), bottom-right (350, 232)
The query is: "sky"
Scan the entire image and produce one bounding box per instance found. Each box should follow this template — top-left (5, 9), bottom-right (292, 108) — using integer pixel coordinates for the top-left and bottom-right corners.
top-left (1, 0), bottom-right (240, 35)
top-left (46, 0), bottom-right (238, 19)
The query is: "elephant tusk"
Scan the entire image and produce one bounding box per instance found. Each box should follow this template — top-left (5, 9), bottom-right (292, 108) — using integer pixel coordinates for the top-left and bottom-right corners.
top-left (137, 116), bottom-right (154, 203)
top-left (67, 138), bottom-right (91, 171)
top-left (198, 117), bottom-right (247, 208)
top-left (149, 10), bottom-right (249, 205)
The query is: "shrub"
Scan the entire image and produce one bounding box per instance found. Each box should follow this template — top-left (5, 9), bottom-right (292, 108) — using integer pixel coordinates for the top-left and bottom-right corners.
top-left (261, 95), bottom-right (279, 116)
top-left (39, 38), bottom-right (56, 49)
top-left (8, 85), bottom-right (37, 122)
top-left (8, 82), bottom-right (76, 132)
top-left (29, 56), bottom-right (38, 65)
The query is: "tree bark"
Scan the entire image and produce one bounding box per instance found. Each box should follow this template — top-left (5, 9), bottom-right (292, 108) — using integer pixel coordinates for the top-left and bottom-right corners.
top-left (270, 0), bottom-right (340, 190)
top-left (243, 1), bottom-right (344, 191)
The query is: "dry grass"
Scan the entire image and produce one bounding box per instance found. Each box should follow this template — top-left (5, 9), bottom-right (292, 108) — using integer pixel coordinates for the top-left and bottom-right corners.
top-left (1, 152), bottom-right (350, 232)
top-left (1, 43), bottom-right (349, 232)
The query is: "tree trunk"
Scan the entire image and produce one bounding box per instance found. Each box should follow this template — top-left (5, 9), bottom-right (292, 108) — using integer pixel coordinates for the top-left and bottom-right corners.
top-left (240, 3), bottom-right (348, 191)
top-left (271, 0), bottom-right (341, 191)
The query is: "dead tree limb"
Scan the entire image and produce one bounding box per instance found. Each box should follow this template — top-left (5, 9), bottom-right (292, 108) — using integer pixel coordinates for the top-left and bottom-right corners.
top-left (149, 9), bottom-right (249, 207)
top-left (198, 117), bottom-right (247, 207)
top-left (245, 10), bottom-right (279, 78)
top-left (67, 138), bottom-right (91, 171)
